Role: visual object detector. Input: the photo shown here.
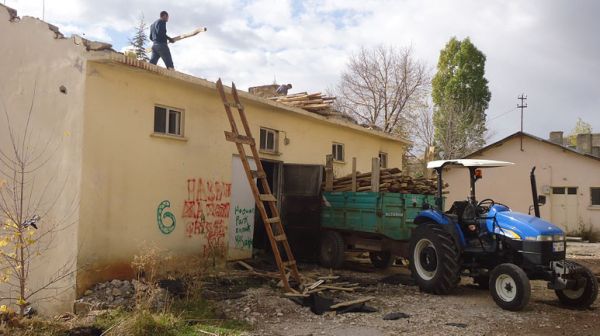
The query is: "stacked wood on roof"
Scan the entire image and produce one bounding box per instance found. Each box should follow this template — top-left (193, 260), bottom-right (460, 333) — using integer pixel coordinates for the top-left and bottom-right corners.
top-left (325, 167), bottom-right (447, 195)
top-left (268, 92), bottom-right (336, 115)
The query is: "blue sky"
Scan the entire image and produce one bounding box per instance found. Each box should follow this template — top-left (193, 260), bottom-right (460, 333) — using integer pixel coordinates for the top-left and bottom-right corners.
top-left (7, 0), bottom-right (600, 144)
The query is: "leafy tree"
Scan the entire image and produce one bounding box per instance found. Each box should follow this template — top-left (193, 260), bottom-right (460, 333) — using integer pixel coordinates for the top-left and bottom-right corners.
top-left (432, 37), bottom-right (491, 159)
top-left (567, 117), bottom-right (593, 146)
top-left (335, 45), bottom-right (430, 137)
top-left (129, 14), bottom-right (149, 61)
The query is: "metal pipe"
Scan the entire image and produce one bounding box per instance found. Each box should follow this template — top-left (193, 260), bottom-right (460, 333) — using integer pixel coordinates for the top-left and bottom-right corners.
top-left (435, 168), bottom-right (443, 210)
top-left (530, 166), bottom-right (540, 218)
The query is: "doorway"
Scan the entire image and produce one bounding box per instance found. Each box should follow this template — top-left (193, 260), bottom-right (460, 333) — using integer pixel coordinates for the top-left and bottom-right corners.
top-left (550, 186), bottom-right (579, 234)
top-left (252, 159), bottom-right (283, 251)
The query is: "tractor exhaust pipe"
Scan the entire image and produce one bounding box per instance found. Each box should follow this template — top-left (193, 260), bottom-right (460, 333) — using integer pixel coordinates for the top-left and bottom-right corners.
top-left (530, 166), bottom-right (540, 218)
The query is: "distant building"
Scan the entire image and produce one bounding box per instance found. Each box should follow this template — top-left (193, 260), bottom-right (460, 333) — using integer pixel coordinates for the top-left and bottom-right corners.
top-left (443, 131), bottom-right (600, 236)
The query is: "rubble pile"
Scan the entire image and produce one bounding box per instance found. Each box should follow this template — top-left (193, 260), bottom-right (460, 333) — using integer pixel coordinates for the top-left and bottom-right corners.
top-left (73, 279), bottom-right (169, 314)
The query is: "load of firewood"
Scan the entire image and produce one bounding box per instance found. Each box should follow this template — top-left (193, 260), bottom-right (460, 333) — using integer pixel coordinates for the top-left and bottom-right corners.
top-left (268, 92), bottom-right (335, 114)
top-left (325, 167), bottom-right (447, 195)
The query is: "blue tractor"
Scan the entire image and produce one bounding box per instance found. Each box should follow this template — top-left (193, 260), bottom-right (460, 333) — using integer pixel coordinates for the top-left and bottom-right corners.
top-left (410, 159), bottom-right (598, 311)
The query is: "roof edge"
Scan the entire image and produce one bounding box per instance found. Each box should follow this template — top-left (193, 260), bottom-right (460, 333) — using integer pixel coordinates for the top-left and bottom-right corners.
top-left (88, 53), bottom-right (411, 145)
top-left (465, 131), bottom-right (600, 162)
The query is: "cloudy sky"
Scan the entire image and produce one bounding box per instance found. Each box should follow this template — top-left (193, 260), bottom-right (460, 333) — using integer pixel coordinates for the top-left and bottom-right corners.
top-left (7, 0), bottom-right (599, 143)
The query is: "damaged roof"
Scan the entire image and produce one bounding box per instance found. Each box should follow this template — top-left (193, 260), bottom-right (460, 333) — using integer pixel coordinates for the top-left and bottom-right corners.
top-left (1, 4), bottom-right (410, 145)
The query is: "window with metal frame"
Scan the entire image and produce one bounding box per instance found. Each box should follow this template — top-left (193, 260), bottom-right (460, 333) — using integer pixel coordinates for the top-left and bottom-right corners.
top-left (154, 106), bottom-right (182, 136)
top-left (259, 127), bottom-right (278, 153)
top-left (379, 152), bottom-right (388, 168)
top-left (552, 187), bottom-right (565, 195)
top-left (591, 188), bottom-right (600, 206)
top-left (332, 143), bottom-right (344, 162)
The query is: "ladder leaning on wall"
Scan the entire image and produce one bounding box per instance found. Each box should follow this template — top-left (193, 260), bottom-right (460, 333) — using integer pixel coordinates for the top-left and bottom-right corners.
top-left (215, 79), bottom-right (302, 292)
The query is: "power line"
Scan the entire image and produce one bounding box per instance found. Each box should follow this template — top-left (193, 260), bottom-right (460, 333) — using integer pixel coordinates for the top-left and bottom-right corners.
top-left (487, 107), bottom-right (517, 122)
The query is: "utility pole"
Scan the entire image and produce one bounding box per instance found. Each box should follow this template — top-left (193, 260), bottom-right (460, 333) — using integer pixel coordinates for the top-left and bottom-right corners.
top-left (518, 93), bottom-right (527, 151)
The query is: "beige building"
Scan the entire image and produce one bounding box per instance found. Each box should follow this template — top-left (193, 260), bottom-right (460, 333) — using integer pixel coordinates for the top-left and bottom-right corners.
top-left (0, 5), bottom-right (409, 313)
top-left (443, 132), bottom-right (600, 236)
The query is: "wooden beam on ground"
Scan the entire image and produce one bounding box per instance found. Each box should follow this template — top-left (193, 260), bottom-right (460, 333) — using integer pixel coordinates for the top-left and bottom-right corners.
top-left (330, 296), bottom-right (375, 309)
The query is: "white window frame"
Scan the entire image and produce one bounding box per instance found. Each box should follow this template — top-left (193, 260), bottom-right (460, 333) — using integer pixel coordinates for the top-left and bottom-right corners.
top-left (259, 127), bottom-right (279, 153)
top-left (379, 152), bottom-right (388, 168)
top-left (154, 105), bottom-right (184, 137)
top-left (332, 142), bottom-right (345, 162)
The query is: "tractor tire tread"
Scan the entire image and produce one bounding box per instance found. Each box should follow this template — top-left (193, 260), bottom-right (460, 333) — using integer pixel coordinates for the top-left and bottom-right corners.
top-left (555, 263), bottom-right (598, 309)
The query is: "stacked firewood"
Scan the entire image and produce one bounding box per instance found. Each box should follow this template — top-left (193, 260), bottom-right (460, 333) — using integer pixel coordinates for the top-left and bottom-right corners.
top-left (326, 168), bottom-right (446, 195)
top-left (268, 92), bottom-right (335, 114)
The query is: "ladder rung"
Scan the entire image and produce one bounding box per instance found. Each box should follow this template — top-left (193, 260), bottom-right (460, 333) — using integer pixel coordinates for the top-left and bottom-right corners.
top-left (251, 170), bottom-right (267, 178)
top-left (224, 131), bottom-right (255, 145)
top-left (259, 194), bottom-right (277, 202)
top-left (282, 260), bottom-right (296, 267)
top-left (274, 234), bottom-right (287, 242)
top-left (224, 102), bottom-right (243, 109)
top-left (265, 217), bottom-right (281, 224)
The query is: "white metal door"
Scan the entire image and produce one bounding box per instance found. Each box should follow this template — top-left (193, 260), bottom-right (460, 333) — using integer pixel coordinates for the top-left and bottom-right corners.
top-left (227, 155), bottom-right (257, 260)
top-left (550, 187), bottom-right (579, 234)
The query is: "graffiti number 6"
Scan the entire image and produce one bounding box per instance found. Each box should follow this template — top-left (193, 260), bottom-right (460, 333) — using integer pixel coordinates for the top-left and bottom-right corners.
top-left (157, 200), bottom-right (176, 234)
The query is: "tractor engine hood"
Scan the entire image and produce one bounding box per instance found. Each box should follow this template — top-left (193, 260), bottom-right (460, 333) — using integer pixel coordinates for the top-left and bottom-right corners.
top-left (487, 205), bottom-right (564, 240)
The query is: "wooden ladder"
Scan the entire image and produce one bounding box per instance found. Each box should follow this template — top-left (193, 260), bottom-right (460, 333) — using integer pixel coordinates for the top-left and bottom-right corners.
top-left (216, 79), bottom-right (302, 291)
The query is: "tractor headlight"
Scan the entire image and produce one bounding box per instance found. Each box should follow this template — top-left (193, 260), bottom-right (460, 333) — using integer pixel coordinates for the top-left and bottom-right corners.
top-left (502, 229), bottom-right (522, 240)
top-left (553, 234), bottom-right (565, 241)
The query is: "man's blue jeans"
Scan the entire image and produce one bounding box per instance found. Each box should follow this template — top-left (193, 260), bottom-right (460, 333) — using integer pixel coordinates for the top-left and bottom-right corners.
top-left (150, 43), bottom-right (174, 69)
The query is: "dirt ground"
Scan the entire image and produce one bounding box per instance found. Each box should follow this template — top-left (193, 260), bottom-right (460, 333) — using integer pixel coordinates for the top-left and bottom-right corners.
top-left (215, 242), bottom-right (600, 336)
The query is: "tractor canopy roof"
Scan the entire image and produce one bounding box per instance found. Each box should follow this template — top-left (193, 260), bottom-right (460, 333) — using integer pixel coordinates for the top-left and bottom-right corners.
top-left (427, 159), bottom-right (514, 169)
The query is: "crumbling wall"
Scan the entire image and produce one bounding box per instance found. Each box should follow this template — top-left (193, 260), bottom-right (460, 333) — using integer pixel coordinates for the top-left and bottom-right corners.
top-left (0, 4), bottom-right (89, 315)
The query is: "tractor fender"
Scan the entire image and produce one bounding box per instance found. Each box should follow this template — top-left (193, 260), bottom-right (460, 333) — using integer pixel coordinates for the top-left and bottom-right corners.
top-left (414, 210), bottom-right (466, 248)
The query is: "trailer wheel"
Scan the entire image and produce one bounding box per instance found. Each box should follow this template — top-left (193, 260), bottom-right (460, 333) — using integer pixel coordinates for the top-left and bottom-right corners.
top-left (369, 251), bottom-right (393, 269)
top-left (555, 264), bottom-right (598, 309)
top-left (319, 231), bottom-right (345, 269)
top-left (409, 222), bottom-right (460, 294)
top-left (489, 263), bottom-right (530, 311)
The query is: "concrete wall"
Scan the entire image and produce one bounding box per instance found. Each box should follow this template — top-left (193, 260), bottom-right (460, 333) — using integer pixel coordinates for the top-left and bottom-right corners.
top-left (443, 135), bottom-right (600, 235)
top-left (77, 61), bottom-right (406, 292)
top-left (0, 5), bottom-right (85, 313)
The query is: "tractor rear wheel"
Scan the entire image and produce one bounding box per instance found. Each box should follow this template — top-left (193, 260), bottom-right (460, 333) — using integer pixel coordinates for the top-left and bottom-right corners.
top-left (319, 231), bottom-right (345, 269)
top-left (409, 222), bottom-right (461, 294)
top-left (555, 264), bottom-right (598, 308)
top-left (369, 251), bottom-right (393, 269)
top-left (489, 263), bottom-right (530, 311)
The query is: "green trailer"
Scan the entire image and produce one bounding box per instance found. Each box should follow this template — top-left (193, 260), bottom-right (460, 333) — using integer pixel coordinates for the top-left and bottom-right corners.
top-left (319, 191), bottom-right (439, 269)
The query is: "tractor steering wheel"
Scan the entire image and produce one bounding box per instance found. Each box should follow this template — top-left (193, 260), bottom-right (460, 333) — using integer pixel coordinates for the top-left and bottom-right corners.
top-left (477, 198), bottom-right (495, 213)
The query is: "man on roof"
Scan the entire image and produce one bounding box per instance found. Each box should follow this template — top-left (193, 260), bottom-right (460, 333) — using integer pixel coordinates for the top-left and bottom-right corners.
top-left (276, 83), bottom-right (292, 96)
top-left (149, 11), bottom-right (175, 70)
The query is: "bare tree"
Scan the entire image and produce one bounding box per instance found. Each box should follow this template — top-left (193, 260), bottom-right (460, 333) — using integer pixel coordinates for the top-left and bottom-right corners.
top-left (410, 106), bottom-right (435, 155)
top-left (0, 88), bottom-right (78, 317)
top-left (335, 45), bottom-right (430, 136)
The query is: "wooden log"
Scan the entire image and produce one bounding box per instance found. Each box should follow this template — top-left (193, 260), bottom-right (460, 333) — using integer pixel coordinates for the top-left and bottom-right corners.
top-left (330, 296), bottom-right (375, 309)
top-left (352, 157), bottom-right (357, 192)
top-left (325, 155), bottom-right (333, 192)
top-left (371, 158), bottom-right (380, 192)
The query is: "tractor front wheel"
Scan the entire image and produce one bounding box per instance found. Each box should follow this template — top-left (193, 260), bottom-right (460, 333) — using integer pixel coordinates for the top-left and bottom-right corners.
top-left (409, 222), bottom-right (461, 294)
top-left (319, 231), bottom-right (345, 269)
top-left (489, 263), bottom-right (530, 311)
top-left (555, 264), bottom-right (598, 309)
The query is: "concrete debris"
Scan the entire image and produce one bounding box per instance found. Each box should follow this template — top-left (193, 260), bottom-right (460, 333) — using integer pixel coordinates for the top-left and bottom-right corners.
top-left (5, 6), bottom-right (17, 21)
top-left (47, 23), bottom-right (64, 39)
top-left (74, 279), bottom-right (170, 313)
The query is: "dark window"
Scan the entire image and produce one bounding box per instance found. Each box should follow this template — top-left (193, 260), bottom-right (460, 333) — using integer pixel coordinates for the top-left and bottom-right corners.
top-left (552, 187), bottom-right (565, 195)
top-left (592, 188), bottom-right (600, 206)
top-left (154, 106), bottom-right (182, 136)
top-left (154, 107), bottom-right (166, 133)
top-left (567, 187), bottom-right (578, 195)
top-left (259, 127), bottom-right (278, 152)
top-left (332, 143), bottom-right (344, 161)
top-left (379, 152), bottom-right (388, 168)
